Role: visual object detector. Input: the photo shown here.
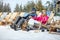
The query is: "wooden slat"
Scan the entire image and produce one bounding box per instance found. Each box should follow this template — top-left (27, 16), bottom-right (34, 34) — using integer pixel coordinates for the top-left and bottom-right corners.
top-left (19, 12), bottom-right (25, 17)
top-left (9, 12), bottom-right (19, 21)
top-left (4, 13), bottom-right (12, 21)
top-left (0, 12), bottom-right (2, 16)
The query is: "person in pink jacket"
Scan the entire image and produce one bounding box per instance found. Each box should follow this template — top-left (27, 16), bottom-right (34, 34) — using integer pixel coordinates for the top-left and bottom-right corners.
top-left (33, 10), bottom-right (49, 24)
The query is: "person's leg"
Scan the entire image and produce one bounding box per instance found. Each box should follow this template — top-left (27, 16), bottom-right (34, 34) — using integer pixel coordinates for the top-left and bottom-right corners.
top-left (34, 20), bottom-right (41, 30)
top-left (32, 20), bottom-right (41, 32)
top-left (28, 19), bottom-right (35, 29)
top-left (14, 16), bottom-right (22, 24)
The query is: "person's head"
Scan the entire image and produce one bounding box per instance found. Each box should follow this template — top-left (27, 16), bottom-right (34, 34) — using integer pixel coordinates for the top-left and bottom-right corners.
top-left (31, 8), bottom-right (36, 13)
top-left (42, 10), bottom-right (46, 14)
top-left (42, 10), bottom-right (46, 16)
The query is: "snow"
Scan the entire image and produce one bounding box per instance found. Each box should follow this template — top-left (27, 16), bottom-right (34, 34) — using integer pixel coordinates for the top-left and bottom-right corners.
top-left (0, 25), bottom-right (60, 40)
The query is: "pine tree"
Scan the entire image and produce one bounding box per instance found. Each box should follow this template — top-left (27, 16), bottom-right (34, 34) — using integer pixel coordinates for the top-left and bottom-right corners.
top-left (23, 6), bottom-right (27, 12)
top-left (14, 4), bottom-right (20, 12)
top-left (7, 3), bottom-right (11, 12)
top-left (19, 4), bottom-right (22, 12)
top-left (36, 0), bottom-right (45, 11)
top-left (24, 1), bottom-right (35, 12)
top-left (3, 3), bottom-right (11, 12)
top-left (0, 1), bottom-right (3, 12)
top-left (46, 1), bottom-right (50, 10)
top-left (22, 0), bottom-right (45, 12)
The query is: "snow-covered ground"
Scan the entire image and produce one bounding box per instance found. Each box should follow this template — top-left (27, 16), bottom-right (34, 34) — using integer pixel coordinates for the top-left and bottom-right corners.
top-left (0, 25), bottom-right (60, 40)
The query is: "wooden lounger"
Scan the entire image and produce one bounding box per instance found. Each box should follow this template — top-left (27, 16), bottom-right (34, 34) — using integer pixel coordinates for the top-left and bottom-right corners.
top-left (19, 12), bottom-right (25, 17)
top-left (49, 20), bottom-right (60, 33)
top-left (41, 12), bottom-right (55, 31)
top-left (0, 12), bottom-right (8, 20)
top-left (0, 12), bottom-right (2, 16)
top-left (7, 12), bottom-right (19, 25)
top-left (0, 13), bottom-right (12, 25)
top-left (0, 12), bottom-right (8, 25)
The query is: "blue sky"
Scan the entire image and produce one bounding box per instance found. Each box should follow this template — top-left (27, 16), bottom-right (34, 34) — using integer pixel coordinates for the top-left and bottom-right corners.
top-left (3, 0), bottom-right (52, 12)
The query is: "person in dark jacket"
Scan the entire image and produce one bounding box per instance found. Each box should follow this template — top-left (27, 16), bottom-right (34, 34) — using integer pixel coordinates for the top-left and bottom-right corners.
top-left (26, 8), bottom-right (37, 20)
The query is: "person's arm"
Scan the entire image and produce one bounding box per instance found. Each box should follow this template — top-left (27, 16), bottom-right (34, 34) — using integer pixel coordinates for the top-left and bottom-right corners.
top-left (32, 15), bottom-right (42, 21)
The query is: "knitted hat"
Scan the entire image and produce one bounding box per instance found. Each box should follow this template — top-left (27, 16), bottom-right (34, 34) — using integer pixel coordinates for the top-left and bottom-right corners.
top-left (32, 8), bottom-right (36, 11)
